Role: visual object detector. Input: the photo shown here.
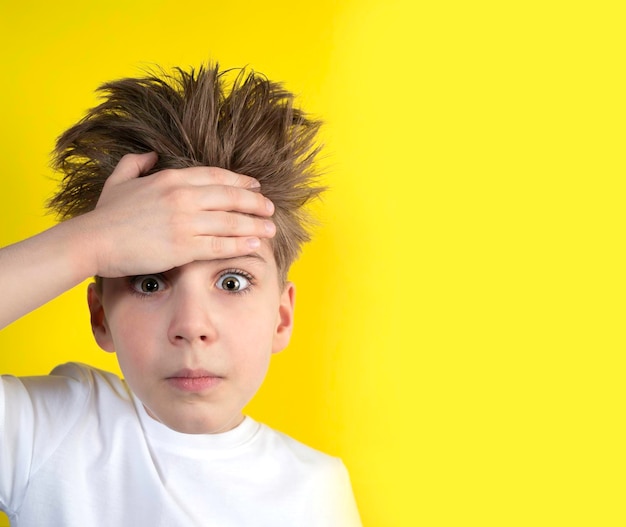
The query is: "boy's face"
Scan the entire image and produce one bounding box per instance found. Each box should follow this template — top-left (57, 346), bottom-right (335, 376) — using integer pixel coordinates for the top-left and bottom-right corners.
top-left (88, 242), bottom-right (295, 434)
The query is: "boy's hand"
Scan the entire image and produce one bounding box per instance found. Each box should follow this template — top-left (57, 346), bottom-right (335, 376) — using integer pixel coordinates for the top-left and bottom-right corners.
top-left (84, 152), bottom-right (275, 278)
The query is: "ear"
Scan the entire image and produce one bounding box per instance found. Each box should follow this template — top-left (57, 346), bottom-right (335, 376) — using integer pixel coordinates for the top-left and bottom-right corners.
top-left (87, 282), bottom-right (115, 353)
top-left (272, 282), bottom-right (295, 354)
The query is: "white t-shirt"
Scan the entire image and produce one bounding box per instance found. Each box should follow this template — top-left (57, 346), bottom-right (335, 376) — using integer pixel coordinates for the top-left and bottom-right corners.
top-left (0, 363), bottom-right (361, 526)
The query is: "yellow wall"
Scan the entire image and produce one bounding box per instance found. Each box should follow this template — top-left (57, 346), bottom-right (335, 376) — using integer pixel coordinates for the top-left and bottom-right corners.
top-left (1, 1), bottom-right (624, 525)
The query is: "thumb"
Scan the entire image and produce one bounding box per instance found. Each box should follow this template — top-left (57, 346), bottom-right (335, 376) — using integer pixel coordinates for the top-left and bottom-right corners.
top-left (108, 152), bottom-right (159, 184)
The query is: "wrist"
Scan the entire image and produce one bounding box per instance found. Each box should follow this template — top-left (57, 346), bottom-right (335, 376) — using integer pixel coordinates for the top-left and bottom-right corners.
top-left (56, 212), bottom-right (103, 283)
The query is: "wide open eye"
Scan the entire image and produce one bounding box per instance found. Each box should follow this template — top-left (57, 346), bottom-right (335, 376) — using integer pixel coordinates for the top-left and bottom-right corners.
top-left (131, 275), bottom-right (166, 294)
top-left (217, 273), bottom-right (251, 293)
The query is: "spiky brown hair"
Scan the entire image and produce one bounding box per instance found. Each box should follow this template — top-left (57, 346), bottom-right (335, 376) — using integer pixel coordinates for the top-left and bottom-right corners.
top-left (48, 63), bottom-right (324, 280)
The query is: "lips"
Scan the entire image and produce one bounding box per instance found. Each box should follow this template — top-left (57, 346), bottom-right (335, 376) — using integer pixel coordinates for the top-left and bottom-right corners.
top-left (166, 369), bottom-right (222, 392)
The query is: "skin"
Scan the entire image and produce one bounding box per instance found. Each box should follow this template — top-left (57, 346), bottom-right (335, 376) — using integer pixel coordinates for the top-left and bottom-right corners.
top-left (88, 242), bottom-right (295, 434)
top-left (0, 152), bottom-right (288, 435)
top-left (0, 153), bottom-right (276, 330)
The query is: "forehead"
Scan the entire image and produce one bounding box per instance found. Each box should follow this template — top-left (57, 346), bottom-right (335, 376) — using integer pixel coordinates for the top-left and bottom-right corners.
top-left (205, 239), bottom-right (278, 273)
top-left (190, 250), bottom-right (275, 276)
top-left (99, 240), bottom-right (281, 290)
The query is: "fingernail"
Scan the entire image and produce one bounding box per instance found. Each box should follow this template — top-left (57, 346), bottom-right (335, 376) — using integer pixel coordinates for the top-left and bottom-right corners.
top-left (265, 198), bottom-right (274, 213)
top-left (250, 179), bottom-right (261, 189)
top-left (247, 237), bottom-right (261, 249)
top-left (264, 220), bottom-right (275, 234)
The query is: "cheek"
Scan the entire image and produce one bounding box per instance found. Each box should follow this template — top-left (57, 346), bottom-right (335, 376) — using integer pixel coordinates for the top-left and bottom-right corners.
top-left (107, 307), bottom-right (159, 365)
top-left (222, 309), bottom-right (276, 365)
top-left (227, 301), bottom-right (278, 342)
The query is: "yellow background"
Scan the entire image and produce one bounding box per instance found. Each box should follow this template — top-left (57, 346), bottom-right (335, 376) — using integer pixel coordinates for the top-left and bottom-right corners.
top-left (1, 1), bottom-right (624, 525)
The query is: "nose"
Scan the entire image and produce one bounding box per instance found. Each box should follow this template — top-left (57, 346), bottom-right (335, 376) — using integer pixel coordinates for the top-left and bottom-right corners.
top-left (167, 287), bottom-right (217, 346)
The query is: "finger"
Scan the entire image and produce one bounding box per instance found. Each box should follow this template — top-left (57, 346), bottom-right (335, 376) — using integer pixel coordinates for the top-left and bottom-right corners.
top-left (192, 212), bottom-right (276, 238)
top-left (178, 166), bottom-right (261, 190)
top-left (191, 235), bottom-right (265, 261)
top-left (108, 152), bottom-right (159, 184)
top-left (192, 185), bottom-right (275, 217)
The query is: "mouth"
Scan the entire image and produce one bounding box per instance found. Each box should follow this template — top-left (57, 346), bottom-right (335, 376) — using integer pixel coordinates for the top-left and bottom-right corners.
top-left (166, 369), bottom-right (223, 392)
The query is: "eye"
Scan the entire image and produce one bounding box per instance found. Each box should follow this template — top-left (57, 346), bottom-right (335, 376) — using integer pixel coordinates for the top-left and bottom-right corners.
top-left (130, 275), bottom-right (166, 295)
top-left (217, 272), bottom-right (252, 293)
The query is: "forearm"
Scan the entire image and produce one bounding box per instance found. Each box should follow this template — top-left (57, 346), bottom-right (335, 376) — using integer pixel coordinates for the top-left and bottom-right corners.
top-left (0, 156), bottom-right (276, 330)
top-left (0, 217), bottom-right (96, 329)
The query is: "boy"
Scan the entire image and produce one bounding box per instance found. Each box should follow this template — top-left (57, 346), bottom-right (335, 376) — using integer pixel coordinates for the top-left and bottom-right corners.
top-left (0, 64), bottom-right (361, 526)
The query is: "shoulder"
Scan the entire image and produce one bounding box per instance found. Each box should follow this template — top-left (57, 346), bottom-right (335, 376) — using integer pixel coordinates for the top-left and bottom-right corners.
top-left (254, 421), bottom-right (349, 479)
top-left (251, 423), bottom-right (362, 525)
top-left (48, 362), bottom-right (126, 392)
top-left (2, 362), bottom-right (131, 428)
top-left (17, 362), bottom-right (127, 403)
top-left (0, 364), bottom-right (132, 495)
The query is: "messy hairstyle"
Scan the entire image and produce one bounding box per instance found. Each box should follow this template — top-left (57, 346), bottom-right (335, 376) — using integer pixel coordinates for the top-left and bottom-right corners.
top-left (48, 63), bottom-right (324, 281)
